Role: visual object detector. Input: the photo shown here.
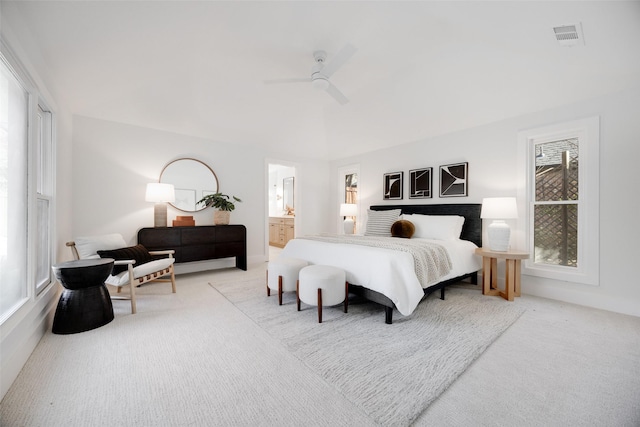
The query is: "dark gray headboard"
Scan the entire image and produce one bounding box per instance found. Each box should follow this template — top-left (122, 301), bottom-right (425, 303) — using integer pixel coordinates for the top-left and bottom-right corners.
top-left (369, 204), bottom-right (482, 247)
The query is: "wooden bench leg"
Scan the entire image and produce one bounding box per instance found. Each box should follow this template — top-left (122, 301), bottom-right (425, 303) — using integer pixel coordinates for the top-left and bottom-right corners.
top-left (344, 281), bottom-right (349, 313)
top-left (317, 288), bottom-right (323, 323)
top-left (296, 280), bottom-right (301, 311)
top-left (266, 270), bottom-right (270, 296)
top-left (385, 306), bottom-right (393, 324)
top-left (278, 275), bottom-right (283, 306)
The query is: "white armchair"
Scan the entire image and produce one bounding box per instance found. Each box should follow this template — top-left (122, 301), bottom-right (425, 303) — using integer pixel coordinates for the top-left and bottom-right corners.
top-left (66, 233), bottom-right (176, 314)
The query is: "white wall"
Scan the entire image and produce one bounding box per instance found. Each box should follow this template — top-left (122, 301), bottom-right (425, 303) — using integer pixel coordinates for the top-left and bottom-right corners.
top-left (71, 116), bottom-right (264, 265)
top-left (71, 116), bottom-right (333, 267)
top-left (331, 88), bottom-right (640, 317)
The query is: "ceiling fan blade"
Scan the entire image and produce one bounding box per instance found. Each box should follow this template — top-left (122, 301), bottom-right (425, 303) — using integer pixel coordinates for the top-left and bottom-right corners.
top-left (325, 82), bottom-right (349, 105)
top-left (263, 78), bottom-right (311, 85)
top-left (321, 43), bottom-right (357, 78)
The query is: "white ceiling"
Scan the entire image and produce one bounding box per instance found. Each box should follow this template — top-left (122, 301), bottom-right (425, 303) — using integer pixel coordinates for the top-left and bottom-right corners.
top-left (4, 1), bottom-right (640, 160)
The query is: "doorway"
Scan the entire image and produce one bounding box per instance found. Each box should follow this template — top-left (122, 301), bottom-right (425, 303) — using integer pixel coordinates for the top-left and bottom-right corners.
top-left (267, 162), bottom-right (296, 260)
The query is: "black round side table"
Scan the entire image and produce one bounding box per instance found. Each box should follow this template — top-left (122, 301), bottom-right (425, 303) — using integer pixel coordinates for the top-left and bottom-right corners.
top-left (52, 258), bottom-right (115, 334)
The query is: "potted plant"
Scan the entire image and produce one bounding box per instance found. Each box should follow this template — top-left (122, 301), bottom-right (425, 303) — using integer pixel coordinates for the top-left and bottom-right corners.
top-left (197, 192), bottom-right (242, 225)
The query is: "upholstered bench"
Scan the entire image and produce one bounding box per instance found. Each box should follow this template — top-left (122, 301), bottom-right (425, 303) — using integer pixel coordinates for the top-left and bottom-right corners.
top-left (266, 257), bottom-right (309, 305)
top-left (297, 265), bottom-right (348, 323)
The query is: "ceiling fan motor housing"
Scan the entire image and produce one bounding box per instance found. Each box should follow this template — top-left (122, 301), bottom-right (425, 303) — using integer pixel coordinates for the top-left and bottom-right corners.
top-left (313, 50), bottom-right (327, 63)
top-left (311, 51), bottom-right (329, 90)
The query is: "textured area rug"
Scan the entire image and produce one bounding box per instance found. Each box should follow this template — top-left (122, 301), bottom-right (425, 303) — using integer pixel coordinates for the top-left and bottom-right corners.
top-left (211, 278), bottom-right (525, 426)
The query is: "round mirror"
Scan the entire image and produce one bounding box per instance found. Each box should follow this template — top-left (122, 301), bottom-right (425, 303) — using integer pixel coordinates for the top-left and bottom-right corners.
top-left (159, 158), bottom-right (219, 212)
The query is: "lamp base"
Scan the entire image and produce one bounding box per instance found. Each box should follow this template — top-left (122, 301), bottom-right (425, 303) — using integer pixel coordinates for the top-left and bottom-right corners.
top-left (153, 203), bottom-right (168, 227)
top-left (343, 218), bottom-right (355, 235)
top-left (487, 220), bottom-right (510, 251)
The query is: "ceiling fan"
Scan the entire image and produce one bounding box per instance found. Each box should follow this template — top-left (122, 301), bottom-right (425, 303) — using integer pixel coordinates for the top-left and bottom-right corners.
top-left (264, 43), bottom-right (357, 105)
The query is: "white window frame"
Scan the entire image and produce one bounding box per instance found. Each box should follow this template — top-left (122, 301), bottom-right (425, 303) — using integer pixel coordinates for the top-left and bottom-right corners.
top-left (34, 104), bottom-right (54, 295)
top-left (516, 117), bottom-right (599, 286)
top-left (0, 41), bottom-right (56, 324)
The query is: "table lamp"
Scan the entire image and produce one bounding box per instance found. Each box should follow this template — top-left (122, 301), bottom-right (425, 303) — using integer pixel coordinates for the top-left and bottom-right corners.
top-left (146, 183), bottom-right (175, 227)
top-left (481, 197), bottom-right (518, 251)
top-left (340, 203), bottom-right (357, 234)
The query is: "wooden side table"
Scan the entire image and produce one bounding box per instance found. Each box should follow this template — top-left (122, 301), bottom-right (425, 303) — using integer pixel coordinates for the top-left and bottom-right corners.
top-left (474, 248), bottom-right (529, 301)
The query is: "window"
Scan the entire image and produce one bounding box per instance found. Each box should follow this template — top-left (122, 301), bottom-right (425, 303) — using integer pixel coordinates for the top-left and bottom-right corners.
top-left (534, 138), bottom-right (579, 267)
top-left (0, 47), bottom-right (55, 323)
top-left (35, 105), bottom-right (53, 294)
top-left (0, 54), bottom-right (29, 319)
top-left (518, 117), bottom-right (599, 285)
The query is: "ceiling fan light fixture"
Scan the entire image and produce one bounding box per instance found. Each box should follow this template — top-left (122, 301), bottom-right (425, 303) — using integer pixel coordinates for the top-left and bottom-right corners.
top-left (311, 76), bottom-right (330, 91)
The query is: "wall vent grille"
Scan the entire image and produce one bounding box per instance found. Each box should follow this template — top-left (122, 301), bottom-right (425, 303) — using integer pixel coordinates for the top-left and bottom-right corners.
top-left (553, 23), bottom-right (584, 46)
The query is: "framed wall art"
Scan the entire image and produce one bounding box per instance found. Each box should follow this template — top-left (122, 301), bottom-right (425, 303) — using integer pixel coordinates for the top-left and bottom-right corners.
top-left (439, 162), bottom-right (468, 197)
top-left (409, 168), bottom-right (432, 199)
top-left (383, 171), bottom-right (403, 200)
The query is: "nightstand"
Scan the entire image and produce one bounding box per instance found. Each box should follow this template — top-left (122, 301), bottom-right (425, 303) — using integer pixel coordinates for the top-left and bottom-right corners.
top-left (474, 248), bottom-right (529, 301)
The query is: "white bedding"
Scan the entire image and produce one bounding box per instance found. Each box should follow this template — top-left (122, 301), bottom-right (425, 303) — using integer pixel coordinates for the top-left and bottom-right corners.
top-left (280, 236), bottom-right (481, 316)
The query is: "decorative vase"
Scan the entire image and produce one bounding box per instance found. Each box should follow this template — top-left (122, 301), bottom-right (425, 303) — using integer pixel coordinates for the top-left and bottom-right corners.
top-left (214, 211), bottom-right (230, 225)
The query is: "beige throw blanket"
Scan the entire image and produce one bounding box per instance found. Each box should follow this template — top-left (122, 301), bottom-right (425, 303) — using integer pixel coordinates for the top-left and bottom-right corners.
top-left (298, 235), bottom-right (452, 286)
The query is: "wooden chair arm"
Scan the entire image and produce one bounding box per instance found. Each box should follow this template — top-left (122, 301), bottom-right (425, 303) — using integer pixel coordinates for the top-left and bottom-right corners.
top-left (66, 241), bottom-right (80, 260)
top-left (149, 249), bottom-right (175, 256)
top-left (114, 259), bottom-right (136, 265)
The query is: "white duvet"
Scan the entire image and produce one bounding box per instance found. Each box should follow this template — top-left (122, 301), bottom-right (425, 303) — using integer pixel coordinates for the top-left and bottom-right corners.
top-left (280, 237), bottom-right (481, 317)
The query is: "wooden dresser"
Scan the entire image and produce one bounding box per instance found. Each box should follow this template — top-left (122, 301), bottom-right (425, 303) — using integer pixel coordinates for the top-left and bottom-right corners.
top-left (268, 216), bottom-right (294, 248)
top-left (138, 225), bottom-right (247, 270)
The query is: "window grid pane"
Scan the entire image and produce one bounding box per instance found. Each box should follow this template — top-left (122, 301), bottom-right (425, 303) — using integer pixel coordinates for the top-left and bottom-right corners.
top-left (535, 138), bottom-right (579, 202)
top-left (534, 201), bottom-right (578, 267)
top-left (35, 198), bottom-right (51, 292)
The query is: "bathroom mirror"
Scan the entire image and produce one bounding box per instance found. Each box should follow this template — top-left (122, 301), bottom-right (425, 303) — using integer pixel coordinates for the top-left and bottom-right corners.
top-left (283, 176), bottom-right (294, 212)
top-left (159, 158), bottom-right (219, 212)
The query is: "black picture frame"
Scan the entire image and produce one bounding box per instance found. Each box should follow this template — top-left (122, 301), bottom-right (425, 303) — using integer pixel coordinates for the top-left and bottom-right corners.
top-left (383, 172), bottom-right (403, 200)
top-left (440, 162), bottom-right (468, 197)
top-left (409, 168), bottom-right (432, 199)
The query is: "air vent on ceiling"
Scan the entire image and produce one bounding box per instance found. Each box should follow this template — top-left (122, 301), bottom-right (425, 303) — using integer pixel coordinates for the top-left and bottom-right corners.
top-left (553, 23), bottom-right (584, 46)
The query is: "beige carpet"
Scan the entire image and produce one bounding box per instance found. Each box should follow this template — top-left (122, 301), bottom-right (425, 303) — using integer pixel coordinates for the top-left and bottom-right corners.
top-left (0, 273), bottom-right (374, 426)
top-left (3, 265), bottom-right (640, 426)
top-left (211, 277), bottom-right (524, 426)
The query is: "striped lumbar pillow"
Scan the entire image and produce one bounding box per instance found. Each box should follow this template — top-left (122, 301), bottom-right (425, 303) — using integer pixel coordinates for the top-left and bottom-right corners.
top-left (364, 209), bottom-right (402, 237)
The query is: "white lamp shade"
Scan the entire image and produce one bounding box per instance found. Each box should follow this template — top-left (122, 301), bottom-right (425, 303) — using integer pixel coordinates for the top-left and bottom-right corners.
top-left (340, 203), bottom-right (357, 217)
top-left (481, 197), bottom-right (518, 219)
top-left (145, 183), bottom-right (175, 203)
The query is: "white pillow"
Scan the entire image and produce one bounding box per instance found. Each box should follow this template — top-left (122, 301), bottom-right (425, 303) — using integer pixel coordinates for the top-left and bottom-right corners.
top-left (401, 214), bottom-right (465, 240)
top-left (74, 234), bottom-right (127, 259)
top-left (364, 209), bottom-right (401, 237)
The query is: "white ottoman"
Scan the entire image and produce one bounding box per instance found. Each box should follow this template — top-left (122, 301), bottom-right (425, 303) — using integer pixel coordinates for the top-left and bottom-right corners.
top-left (267, 257), bottom-right (309, 305)
top-left (297, 265), bottom-right (348, 323)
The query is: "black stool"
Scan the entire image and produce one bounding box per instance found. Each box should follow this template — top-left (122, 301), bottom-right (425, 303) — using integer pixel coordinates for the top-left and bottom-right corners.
top-left (52, 258), bottom-right (115, 334)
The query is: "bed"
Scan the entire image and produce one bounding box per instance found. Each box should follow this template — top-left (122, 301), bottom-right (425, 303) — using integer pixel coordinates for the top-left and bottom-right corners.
top-left (280, 203), bottom-right (482, 324)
